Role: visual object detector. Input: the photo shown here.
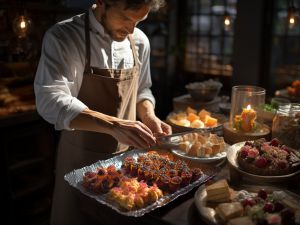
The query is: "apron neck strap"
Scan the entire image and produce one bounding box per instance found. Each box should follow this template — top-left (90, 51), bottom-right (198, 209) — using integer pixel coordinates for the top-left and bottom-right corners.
top-left (84, 11), bottom-right (92, 73)
top-left (128, 35), bottom-right (139, 67)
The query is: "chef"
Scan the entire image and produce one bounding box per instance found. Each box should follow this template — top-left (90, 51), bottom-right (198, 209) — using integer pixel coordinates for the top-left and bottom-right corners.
top-left (34, 0), bottom-right (171, 224)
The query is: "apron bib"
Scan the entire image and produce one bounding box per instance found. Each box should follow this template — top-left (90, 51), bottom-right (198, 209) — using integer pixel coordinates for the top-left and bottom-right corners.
top-left (50, 11), bottom-right (140, 225)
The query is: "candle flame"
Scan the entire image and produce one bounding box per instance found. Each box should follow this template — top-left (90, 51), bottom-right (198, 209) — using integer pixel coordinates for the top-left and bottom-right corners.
top-left (290, 17), bottom-right (295, 24)
top-left (246, 104), bottom-right (251, 110)
top-left (20, 20), bottom-right (26, 29)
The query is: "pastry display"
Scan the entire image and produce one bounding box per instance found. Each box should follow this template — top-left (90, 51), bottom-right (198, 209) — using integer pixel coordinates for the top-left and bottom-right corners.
top-left (236, 138), bottom-right (300, 176)
top-left (195, 180), bottom-right (300, 225)
top-left (82, 151), bottom-right (204, 211)
top-left (177, 132), bottom-right (227, 158)
top-left (167, 107), bottom-right (219, 128)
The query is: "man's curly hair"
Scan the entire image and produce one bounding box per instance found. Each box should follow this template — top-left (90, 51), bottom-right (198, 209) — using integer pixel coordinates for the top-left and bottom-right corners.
top-left (102, 0), bottom-right (166, 11)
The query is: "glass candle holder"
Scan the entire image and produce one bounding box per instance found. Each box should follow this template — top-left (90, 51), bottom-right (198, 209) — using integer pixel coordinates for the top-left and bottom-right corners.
top-left (229, 86), bottom-right (266, 133)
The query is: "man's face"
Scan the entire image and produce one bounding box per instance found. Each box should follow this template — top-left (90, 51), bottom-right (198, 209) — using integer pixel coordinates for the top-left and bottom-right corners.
top-left (101, 3), bottom-right (150, 42)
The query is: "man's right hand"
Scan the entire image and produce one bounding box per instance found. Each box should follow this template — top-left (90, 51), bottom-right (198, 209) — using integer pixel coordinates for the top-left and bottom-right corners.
top-left (70, 108), bottom-right (156, 149)
top-left (108, 119), bottom-right (157, 149)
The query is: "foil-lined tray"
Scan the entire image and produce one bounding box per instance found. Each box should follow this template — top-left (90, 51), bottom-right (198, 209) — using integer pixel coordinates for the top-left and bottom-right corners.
top-left (64, 149), bottom-right (218, 217)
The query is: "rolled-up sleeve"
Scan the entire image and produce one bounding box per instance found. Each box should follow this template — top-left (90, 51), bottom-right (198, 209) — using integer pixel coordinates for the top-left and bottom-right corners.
top-left (34, 29), bottom-right (87, 130)
top-left (137, 35), bottom-right (156, 107)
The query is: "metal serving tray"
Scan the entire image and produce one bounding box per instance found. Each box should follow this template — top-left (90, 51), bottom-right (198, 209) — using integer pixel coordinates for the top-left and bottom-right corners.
top-left (64, 149), bottom-right (218, 217)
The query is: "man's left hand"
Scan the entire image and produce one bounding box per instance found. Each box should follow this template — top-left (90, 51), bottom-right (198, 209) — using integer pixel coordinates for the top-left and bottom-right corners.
top-left (142, 114), bottom-right (172, 137)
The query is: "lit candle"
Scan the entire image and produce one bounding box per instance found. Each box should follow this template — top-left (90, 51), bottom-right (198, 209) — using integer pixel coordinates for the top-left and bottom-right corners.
top-left (234, 104), bottom-right (257, 132)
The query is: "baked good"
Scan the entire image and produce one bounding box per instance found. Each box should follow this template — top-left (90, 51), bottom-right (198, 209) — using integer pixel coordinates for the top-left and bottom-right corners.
top-left (215, 202), bottom-right (244, 222)
top-left (237, 138), bottom-right (300, 176)
top-left (206, 179), bottom-right (231, 202)
top-left (169, 176), bottom-right (182, 192)
top-left (107, 177), bottom-right (163, 211)
top-left (227, 216), bottom-right (254, 225)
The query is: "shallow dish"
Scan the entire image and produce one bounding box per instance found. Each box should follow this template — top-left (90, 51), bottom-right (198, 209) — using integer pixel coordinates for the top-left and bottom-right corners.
top-left (64, 149), bottom-right (217, 217)
top-left (227, 142), bottom-right (300, 183)
top-left (194, 184), bottom-right (300, 225)
top-left (171, 143), bottom-right (230, 163)
top-left (166, 112), bottom-right (227, 135)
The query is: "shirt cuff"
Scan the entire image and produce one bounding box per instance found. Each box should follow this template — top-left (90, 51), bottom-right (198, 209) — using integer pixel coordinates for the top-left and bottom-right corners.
top-left (56, 97), bottom-right (88, 130)
top-left (137, 89), bottom-right (156, 108)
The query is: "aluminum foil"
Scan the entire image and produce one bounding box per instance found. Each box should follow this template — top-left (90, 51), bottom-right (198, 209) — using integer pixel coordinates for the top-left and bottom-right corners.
top-left (64, 149), bottom-right (218, 217)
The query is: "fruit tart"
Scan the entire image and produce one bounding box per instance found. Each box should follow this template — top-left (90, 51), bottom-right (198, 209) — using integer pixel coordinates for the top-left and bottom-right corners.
top-left (237, 138), bottom-right (300, 176)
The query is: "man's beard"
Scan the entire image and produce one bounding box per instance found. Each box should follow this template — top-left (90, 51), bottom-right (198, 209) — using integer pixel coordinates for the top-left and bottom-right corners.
top-left (101, 13), bottom-right (127, 42)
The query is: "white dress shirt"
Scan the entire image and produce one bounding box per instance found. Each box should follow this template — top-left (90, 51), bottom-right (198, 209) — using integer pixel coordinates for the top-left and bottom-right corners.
top-left (34, 9), bottom-right (155, 130)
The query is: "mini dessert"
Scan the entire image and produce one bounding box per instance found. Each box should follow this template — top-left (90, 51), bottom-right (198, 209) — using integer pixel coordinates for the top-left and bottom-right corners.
top-left (168, 169), bottom-right (178, 178)
top-left (227, 216), bottom-right (255, 225)
top-left (191, 168), bottom-right (203, 182)
top-left (237, 138), bottom-right (300, 176)
top-left (83, 166), bottom-right (123, 193)
top-left (205, 179), bottom-right (231, 203)
top-left (168, 107), bottom-right (219, 128)
top-left (178, 132), bottom-right (227, 158)
top-left (215, 202), bottom-right (244, 222)
top-left (107, 177), bottom-right (163, 211)
top-left (181, 169), bottom-right (193, 187)
top-left (156, 174), bottom-right (170, 191)
top-left (129, 162), bottom-right (139, 177)
top-left (169, 176), bottom-right (182, 192)
top-left (234, 188), bottom-right (300, 225)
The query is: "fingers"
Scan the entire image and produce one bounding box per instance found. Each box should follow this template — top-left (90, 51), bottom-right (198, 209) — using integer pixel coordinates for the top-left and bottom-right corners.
top-left (161, 122), bottom-right (172, 135)
top-left (115, 120), bottom-right (156, 148)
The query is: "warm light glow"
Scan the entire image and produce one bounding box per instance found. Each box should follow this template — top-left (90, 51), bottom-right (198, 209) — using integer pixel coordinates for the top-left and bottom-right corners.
top-left (289, 17), bottom-right (295, 24)
top-left (246, 104), bottom-right (251, 110)
top-left (224, 18), bottom-right (230, 26)
top-left (20, 20), bottom-right (26, 29)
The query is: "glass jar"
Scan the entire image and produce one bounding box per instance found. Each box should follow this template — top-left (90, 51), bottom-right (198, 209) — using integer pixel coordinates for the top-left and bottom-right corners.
top-left (272, 103), bottom-right (300, 149)
top-left (229, 85), bottom-right (266, 133)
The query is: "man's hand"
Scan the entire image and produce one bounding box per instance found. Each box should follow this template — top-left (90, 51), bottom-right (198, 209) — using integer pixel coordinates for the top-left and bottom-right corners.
top-left (70, 108), bottom-right (156, 149)
top-left (137, 100), bottom-right (172, 137)
top-left (141, 113), bottom-right (172, 137)
top-left (109, 119), bottom-right (157, 149)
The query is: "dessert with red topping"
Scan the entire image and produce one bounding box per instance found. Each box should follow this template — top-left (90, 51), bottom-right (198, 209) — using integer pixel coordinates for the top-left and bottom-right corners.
top-left (169, 176), bottom-right (182, 192)
top-left (237, 138), bottom-right (300, 176)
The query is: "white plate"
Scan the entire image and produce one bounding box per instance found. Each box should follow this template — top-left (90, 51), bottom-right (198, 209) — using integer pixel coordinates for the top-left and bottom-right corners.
top-left (171, 143), bottom-right (229, 163)
top-left (227, 142), bottom-right (300, 182)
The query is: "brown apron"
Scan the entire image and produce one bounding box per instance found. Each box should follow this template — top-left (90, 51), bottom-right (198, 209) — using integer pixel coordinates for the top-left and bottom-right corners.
top-left (50, 11), bottom-right (140, 225)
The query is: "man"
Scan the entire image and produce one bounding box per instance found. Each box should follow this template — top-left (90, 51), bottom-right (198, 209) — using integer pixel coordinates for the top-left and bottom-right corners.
top-left (34, 0), bottom-right (171, 224)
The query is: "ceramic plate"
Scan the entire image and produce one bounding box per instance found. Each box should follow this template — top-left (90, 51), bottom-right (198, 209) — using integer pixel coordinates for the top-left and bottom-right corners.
top-left (171, 143), bottom-right (230, 163)
top-left (227, 142), bottom-right (300, 182)
top-left (194, 184), bottom-right (300, 225)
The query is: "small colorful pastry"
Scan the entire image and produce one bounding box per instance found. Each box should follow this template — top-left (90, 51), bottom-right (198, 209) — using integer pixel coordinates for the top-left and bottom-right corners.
top-left (169, 176), bottom-right (182, 192)
top-left (157, 174), bottom-right (171, 191)
top-left (130, 162), bottom-right (139, 177)
top-left (137, 166), bottom-right (147, 181)
top-left (181, 169), bottom-right (193, 187)
top-left (123, 156), bottom-right (135, 173)
top-left (191, 168), bottom-right (203, 182)
top-left (169, 169), bottom-right (178, 178)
